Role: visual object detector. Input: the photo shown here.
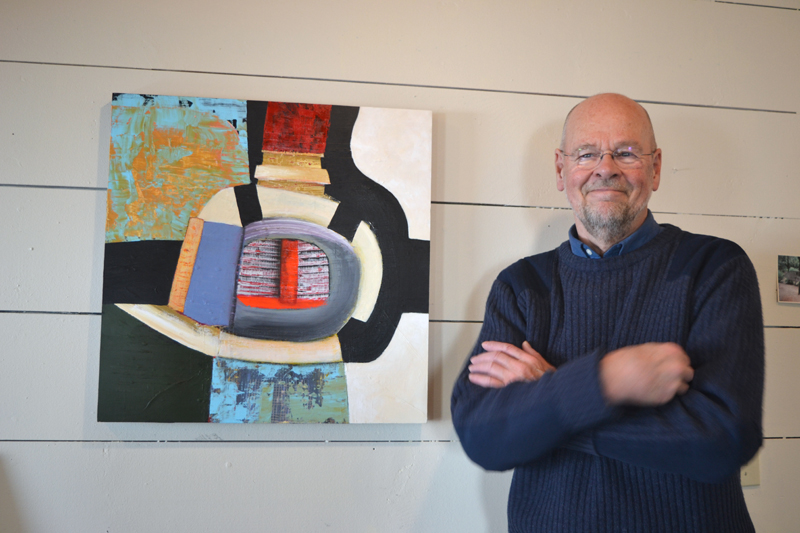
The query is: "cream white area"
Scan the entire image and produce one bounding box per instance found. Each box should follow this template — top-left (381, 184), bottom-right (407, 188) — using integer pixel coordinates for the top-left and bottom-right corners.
top-left (345, 313), bottom-right (428, 423)
top-left (351, 107), bottom-right (432, 240)
top-left (216, 331), bottom-right (342, 364)
top-left (117, 303), bottom-right (221, 356)
top-left (255, 186), bottom-right (338, 225)
top-left (116, 304), bottom-right (343, 364)
top-left (197, 187), bottom-right (242, 226)
top-left (254, 165), bottom-right (330, 184)
top-left (350, 221), bottom-right (383, 321)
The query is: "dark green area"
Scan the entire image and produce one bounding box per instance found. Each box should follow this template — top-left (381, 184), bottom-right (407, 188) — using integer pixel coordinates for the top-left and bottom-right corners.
top-left (97, 304), bottom-right (212, 422)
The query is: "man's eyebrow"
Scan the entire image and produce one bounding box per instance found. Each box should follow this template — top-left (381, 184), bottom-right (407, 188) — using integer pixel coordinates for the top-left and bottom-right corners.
top-left (573, 143), bottom-right (599, 151)
top-left (613, 141), bottom-right (644, 150)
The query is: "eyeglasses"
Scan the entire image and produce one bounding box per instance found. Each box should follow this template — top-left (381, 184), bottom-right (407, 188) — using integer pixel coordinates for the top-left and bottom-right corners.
top-left (558, 147), bottom-right (657, 169)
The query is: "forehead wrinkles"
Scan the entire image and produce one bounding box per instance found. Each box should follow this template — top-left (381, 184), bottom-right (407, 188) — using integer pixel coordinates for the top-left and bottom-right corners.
top-left (573, 141), bottom-right (645, 151)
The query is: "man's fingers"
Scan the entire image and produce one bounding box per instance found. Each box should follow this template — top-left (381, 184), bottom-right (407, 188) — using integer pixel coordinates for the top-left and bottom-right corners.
top-left (469, 348), bottom-right (550, 386)
top-left (522, 340), bottom-right (536, 355)
top-left (469, 352), bottom-right (538, 380)
top-left (481, 340), bottom-right (555, 370)
top-left (600, 342), bottom-right (696, 406)
top-left (481, 341), bottom-right (527, 359)
top-left (468, 371), bottom-right (505, 389)
top-left (523, 341), bottom-right (556, 371)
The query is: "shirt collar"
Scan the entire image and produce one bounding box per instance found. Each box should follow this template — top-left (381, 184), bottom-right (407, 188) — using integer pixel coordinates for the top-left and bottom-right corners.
top-left (568, 211), bottom-right (662, 259)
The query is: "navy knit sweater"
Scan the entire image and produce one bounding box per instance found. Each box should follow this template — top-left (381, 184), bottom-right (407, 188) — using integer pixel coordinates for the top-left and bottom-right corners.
top-left (451, 225), bottom-right (764, 532)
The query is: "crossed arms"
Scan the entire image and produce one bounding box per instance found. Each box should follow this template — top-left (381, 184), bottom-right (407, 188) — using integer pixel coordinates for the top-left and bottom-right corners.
top-left (451, 246), bottom-right (764, 483)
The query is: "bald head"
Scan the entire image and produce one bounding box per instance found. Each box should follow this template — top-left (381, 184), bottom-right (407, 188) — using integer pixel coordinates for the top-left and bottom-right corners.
top-left (560, 94), bottom-right (657, 152)
top-left (555, 92), bottom-right (663, 254)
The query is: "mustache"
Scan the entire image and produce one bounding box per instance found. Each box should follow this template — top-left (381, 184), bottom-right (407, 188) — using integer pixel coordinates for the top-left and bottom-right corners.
top-left (583, 179), bottom-right (632, 194)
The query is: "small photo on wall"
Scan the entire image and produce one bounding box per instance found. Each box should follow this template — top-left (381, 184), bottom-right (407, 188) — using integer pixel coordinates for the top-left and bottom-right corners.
top-left (777, 255), bottom-right (800, 304)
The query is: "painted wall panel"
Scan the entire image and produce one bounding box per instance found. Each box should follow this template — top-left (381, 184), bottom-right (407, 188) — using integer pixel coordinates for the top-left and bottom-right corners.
top-left (724, 0), bottom-right (800, 9)
top-left (743, 438), bottom-right (800, 532)
top-left (0, 187), bottom-right (105, 313)
top-left (433, 204), bottom-right (800, 326)
top-left (0, 440), bottom-right (511, 533)
top-left (763, 329), bottom-right (800, 437)
top-left (1, 436), bottom-right (799, 532)
top-left (1, 1), bottom-right (798, 110)
top-left (1, 62), bottom-right (798, 218)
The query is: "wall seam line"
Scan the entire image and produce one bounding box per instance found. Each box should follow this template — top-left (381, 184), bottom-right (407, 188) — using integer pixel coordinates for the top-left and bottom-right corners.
top-left (0, 311), bottom-right (796, 329)
top-left (0, 439), bottom-right (457, 444)
top-left (0, 183), bottom-right (106, 191)
top-left (715, 0), bottom-right (800, 11)
top-left (0, 58), bottom-right (795, 115)
top-left (431, 201), bottom-right (800, 221)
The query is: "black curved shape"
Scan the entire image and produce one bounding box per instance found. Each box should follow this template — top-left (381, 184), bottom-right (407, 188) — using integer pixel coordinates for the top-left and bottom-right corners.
top-left (322, 105), bottom-right (430, 363)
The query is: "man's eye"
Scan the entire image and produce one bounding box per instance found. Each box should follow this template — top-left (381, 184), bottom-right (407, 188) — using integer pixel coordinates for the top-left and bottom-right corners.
top-left (615, 151), bottom-right (636, 158)
top-left (576, 152), bottom-right (597, 160)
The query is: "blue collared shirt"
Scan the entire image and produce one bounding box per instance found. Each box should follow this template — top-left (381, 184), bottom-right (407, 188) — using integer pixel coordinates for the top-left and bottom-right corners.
top-left (568, 211), bottom-right (662, 259)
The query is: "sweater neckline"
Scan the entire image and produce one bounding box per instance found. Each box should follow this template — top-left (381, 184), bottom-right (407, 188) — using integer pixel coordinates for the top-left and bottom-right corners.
top-left (557, 224), bottom-right (681, 272)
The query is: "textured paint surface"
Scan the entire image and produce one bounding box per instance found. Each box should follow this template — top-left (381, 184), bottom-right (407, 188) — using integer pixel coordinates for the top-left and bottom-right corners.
top-left (254, 186), bottom-right (339, 226)
top-left (168, 217), bottom-right (204, 312)
top-left (263, 103), bottom-right (331, 154)
top-left (232, 218), bottom-right (360, 342)
top-left (236, 239), bottom-right (330, 309)
top-left (345, 313), bottom-right (428, 423)
top-left (351, 107), bottom-right (432, 240)
top-left (350, 221), bottom-right (382, 322)
top-left (98, 304), bottom-right (213, 422)
top-left (107, 94), bottom-right (250, 242)
top-left (209, 358), bottom-right (348, 423)
top-left (116, 304), bottom-right (343, 364)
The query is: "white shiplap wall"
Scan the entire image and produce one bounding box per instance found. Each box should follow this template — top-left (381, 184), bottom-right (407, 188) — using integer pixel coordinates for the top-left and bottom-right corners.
top-left (1, 0), bottom-right (798, 531)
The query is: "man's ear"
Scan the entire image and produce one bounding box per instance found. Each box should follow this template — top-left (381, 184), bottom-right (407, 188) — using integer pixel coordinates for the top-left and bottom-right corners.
top-left (651, 148), bottom-right (662, 191)
top-left (555, 149), bottom-right (566, 192)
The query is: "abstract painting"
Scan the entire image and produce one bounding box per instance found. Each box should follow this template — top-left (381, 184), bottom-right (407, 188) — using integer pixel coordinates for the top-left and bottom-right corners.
top-left (98, 94), bottom-right (431, 423)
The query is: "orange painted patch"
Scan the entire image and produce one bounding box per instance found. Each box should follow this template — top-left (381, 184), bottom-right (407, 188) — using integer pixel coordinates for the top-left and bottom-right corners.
top-left (280, 239), bottom-right (299, 304)
top-left (236, 296), bottom-right (327, 310)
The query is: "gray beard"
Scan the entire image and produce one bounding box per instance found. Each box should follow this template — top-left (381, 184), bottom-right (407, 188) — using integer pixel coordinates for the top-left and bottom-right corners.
top-left (577, 202), bottom-right (640, 246)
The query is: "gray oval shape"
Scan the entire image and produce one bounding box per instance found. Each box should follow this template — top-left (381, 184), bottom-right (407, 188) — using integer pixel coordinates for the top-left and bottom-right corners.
top-left (231, 218), bottom-right (361, 342)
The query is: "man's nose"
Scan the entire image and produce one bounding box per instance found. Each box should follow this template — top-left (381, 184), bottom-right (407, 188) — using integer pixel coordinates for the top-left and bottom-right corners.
top-left (593, 152), bottom-right (621, 174)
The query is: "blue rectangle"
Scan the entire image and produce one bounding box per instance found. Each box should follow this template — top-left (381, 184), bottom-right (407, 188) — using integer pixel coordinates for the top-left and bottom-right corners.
top-left (183, 222), bottom-right (243, 326)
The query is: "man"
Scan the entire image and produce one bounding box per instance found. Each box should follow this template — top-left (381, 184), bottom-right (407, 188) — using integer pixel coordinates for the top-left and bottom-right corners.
top-left (451, 93), bottom-right (764, 532)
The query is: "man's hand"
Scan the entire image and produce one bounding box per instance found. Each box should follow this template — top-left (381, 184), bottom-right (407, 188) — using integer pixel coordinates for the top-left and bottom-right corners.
top-left (468, 340), bottom-right (556, 388)
top-left (600, 342), bottom-right (694, 406)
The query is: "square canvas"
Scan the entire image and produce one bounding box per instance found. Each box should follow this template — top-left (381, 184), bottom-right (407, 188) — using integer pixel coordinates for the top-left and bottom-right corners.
top-left (98, 94), bottom-right (431, 423)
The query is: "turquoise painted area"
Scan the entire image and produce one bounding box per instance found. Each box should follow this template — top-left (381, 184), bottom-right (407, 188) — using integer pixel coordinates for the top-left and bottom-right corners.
top-left (106, 94), bottom-right (250, 242)
top-left (111, 94), bottom-right (249, 153)
top-left (209, 358), bottom-right (349, 424)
